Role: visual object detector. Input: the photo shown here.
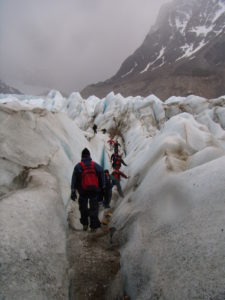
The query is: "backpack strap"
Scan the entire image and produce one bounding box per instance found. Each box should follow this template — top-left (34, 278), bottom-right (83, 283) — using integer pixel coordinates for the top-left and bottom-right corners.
top-left (80, 161), bottom-right (85, 169)
top-left (80, 161), bottom-right (95, 169)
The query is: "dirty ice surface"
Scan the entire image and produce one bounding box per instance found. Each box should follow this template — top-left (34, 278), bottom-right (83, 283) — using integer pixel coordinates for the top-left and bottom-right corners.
top-left (1, 90), bottom-right (225, 299)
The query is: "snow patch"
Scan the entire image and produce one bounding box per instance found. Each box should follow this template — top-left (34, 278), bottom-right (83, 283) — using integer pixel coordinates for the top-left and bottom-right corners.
top-left (177, 40), bottom-right (207, 61)
top-left (121, 67), bottom-right (134, 78)
top-left (139, 47), bottom-right (166, 73)
top-left (189, 24), bottom-right (214, 37)
top-left (213, 0), bottom-right (225, 23)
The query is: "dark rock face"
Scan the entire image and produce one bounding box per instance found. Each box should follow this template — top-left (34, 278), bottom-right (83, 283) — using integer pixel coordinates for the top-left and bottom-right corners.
top-left (0, 80), bottom-right (21, 94)
top-left (82, 0), bottom-right (225, 100)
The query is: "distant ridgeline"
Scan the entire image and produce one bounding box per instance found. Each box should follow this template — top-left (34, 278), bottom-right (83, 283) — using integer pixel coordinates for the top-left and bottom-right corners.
top-left (81, 0), bottom-right (225, 100)
top-left (0, 80), bottom-right (21, 94)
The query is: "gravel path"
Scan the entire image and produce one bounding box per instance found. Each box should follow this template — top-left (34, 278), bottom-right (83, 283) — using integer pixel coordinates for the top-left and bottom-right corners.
top-left (67, 208), bottom-right (122, 300)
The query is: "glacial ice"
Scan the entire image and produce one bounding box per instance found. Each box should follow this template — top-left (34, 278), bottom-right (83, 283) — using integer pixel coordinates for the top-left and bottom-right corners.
top-left (1, 90), bottom-right (225, 299)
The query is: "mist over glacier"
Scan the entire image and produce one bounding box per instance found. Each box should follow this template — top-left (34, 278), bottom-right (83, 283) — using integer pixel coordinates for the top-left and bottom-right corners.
top-left (1, 90), bottom-right (225, 299)
top-left (0, 0), bottom-right (168, 94)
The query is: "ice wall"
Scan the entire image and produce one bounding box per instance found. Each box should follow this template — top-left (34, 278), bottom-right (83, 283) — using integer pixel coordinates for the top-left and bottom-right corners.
top-left (0, 102), bottom-right (91, 299)
top-left (76, 92), bottom-right (225, 299)
top-left (99, 94), bottom-right (225, 299)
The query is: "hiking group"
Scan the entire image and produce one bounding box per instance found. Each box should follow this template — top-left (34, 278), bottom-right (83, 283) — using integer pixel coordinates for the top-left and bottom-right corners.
top-left (70, 137), bottom-right (128, 232)
top-left (109, 139), bottom-right (128, 198)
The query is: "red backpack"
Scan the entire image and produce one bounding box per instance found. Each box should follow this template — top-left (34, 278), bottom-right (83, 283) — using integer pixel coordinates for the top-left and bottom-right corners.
top-left (80, 161), bottom-right (99, 191)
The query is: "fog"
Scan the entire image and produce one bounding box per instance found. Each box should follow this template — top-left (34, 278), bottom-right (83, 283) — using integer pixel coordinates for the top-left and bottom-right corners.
top-left (0, 0), bottom-right (168, 95)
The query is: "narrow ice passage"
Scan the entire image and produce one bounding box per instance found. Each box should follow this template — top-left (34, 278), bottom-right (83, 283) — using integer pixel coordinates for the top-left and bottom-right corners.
top-left (67, 131), bottom-right (129, 300)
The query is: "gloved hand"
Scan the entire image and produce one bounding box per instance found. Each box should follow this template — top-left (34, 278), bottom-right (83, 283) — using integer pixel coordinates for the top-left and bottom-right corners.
top-left (71, 190), bottom-right (77, 201)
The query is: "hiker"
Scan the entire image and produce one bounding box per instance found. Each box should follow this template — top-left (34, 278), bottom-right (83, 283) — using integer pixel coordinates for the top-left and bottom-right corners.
top-left (93, 124), bottom-right (97, 134)
top-left (101, 128), bottom-right (107, 134)
top-left (103, 170), bottom-right (113, 208)
top-left (111, 168), bottom-right (129, 198)
top-left (107, 138), bottom-right (115, 151)
top-left (111, 152), bottom-right (127, 169)
top-left (70, 148), bottom-right (105, 231)
top-left (110, 151), bottom-right (118, 162)
top-left (114, 140), bottom-right (121, 153)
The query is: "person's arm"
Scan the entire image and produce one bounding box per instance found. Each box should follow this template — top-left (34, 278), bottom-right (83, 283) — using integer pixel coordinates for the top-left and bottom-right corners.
top-left (72, 163), bottom-right (82, 187)
top-left (119, 170), bottom-right (128, 179)
top-left (71, 166), bottom-right (77, 191)
top-left (121, 158), bottom-right (128, 166)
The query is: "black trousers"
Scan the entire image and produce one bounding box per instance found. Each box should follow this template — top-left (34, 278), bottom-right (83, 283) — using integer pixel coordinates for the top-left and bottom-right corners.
top-left (78, 193), bottom-right (101, 229)
top-left (103, 189), bottom-right (112, 208)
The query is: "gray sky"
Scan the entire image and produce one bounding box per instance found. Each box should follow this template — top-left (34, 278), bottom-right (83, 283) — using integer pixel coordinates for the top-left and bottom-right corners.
top-left (0, 0), bottom-right (168, 95)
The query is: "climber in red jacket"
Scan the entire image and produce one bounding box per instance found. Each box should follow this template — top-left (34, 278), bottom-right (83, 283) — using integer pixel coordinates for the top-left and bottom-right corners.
top-left (111, 168), bottom-right (129, 197)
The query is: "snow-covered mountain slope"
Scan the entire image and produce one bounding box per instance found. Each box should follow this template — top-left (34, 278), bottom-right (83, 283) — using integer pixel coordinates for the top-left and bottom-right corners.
top-left (82, 0), bottom-right (225, 100)
top-left (1, 90), bottom-right (225, 299)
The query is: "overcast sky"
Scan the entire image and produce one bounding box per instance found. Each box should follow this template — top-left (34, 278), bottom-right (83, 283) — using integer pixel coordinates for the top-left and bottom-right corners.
top-left (0, 0), bottom-right (168, 95)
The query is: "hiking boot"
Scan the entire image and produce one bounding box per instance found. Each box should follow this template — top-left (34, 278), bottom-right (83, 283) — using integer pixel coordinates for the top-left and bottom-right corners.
top-left (91, 226), bottom-right (102, 232)
top-left (83, 225), bottom-right (88, 231)
top-left (101, 220), bottom-right (109, 225)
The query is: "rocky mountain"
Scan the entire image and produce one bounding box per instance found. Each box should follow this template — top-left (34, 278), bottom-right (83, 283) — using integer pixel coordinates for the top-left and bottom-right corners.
top-left (82, 0), bottom-right (225, 100)
top-left (0, 80), bottom-right (21, 94)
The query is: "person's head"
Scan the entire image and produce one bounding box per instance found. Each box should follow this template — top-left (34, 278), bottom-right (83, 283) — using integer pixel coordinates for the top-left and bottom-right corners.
top-left (81, 148), bottom-right (90, 158)
top-left (104, 169), bottom-right (109, 174)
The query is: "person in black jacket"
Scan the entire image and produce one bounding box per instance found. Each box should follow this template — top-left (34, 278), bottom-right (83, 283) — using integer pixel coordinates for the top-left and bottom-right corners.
top-left (71, 148), bottom-right (105, 231)
top-left (113, 140), bottom-right (121, 153)
top-left (93, 124), bottom-right (97, 134)
top-left (111, 152), bottom-right (127, 169)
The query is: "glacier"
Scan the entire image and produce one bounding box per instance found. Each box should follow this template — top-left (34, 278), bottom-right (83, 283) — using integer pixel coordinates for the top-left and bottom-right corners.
top-left (1, 90), bottom-right (225, 299)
